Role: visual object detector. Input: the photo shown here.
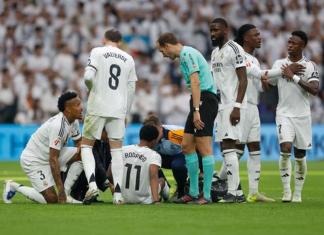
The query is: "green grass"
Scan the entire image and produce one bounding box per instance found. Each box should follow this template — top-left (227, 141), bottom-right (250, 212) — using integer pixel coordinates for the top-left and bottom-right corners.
top-left (0, 161), bottom-right (324, 235)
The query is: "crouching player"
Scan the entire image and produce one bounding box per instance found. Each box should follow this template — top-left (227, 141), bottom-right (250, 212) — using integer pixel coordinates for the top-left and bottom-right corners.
top-left (3, 91), bottom-right (83, 204)
top-left (121, 125), bottom-right (169, 204)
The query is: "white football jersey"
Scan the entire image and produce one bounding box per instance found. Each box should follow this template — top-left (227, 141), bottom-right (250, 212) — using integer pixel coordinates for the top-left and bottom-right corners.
top-left (270, 56), bottom-right (320, 117)
top-left (121, 145), bottom-right (161, 204)
top-left (211, 40), bottom-right (247, 110)
top-left (245, 52), bottom-right (263, 105)
top-left (23, 112), bottom-right (81, 164)
top-left (86, 45), bottom-right (138, 118)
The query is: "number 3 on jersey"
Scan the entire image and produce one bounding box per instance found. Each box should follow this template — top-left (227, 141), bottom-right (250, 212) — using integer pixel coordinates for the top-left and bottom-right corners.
top-left (108, 64), bottom-right (120, 90)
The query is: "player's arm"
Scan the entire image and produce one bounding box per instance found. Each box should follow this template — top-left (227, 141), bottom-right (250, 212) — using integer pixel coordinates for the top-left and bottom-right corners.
top-left (126, 60), bottom-right (138, 119)
top-left (49, 148), bottom-right (66, 203)
top-left (281, 64), bottom-right (319, 95)
top-left (149, 164), bottom-right (160, 203)
top-left (84, 49), bottom-right (99, 90)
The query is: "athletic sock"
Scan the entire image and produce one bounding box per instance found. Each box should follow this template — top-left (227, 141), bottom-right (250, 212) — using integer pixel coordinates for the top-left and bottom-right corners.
top-left (279, 152), bottom-right (292, 193)
top-left (64, 161), bottom-right (83, 195)
top-left (202, 155), bottom-right (215, 200)
top-left (16, 185), bottom-right (47, 204)
top-left (111, 148), bottom-right (124, 192)
top-left (248, 151), bottom-right (261, 196)
top-left (81, 145), bottom-right (97, 190)
top-left (294, 157), bottom-right (307, 196)
top-left (218, 157), bottom-right (227, 180)
top-left (223, 149), bottom-right (240, 196)
top-left (185, 152), bottom-right (199, 198)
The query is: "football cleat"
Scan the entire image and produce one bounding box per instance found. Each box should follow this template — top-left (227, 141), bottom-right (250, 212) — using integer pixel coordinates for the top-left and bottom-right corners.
top-left (247, 192), bottom-right (275, 203)
top-left (173, 194), bottom-right (198, 204)
top-left (236, 194), bottom-right (246, 203)
top-left (2, 180), bottom-right (16, 204)
top-left (282, 191), bottom-right (292, 202)
top-left (66, 195), bottom-right (82, 204)
top-left (194, 197), bottom-right (212, 205)
top-left (292, 194), bottom-right (302, 203)
top-left (219, 193), bottom-right (236, 203)
top-left (113, 192), bottom-right (125, 205)
top-left (83, 187), bottom-right (99, 205)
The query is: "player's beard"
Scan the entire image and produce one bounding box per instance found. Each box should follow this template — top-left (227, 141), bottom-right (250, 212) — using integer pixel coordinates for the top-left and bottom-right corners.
top-left (211, 35), bottom-right (225, 47)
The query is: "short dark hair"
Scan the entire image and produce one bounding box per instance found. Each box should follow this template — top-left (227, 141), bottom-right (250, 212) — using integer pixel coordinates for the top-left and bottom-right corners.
top-left (57, 91), bottom-right (78, 112)
top-left (140, 125), bottom-right (159, 142)
top-left (234, 24), bottom-right (256, 46)
top-left (211, 18), bottom-right (228, 28)
top-left (143, 115), bottom-right (162, 126)
top-left (104, 29), bottom-right (122, 43)
top-left (157, 33), bottom-right (178, 47)
top-left (291, 30), bottom-right (308, 46)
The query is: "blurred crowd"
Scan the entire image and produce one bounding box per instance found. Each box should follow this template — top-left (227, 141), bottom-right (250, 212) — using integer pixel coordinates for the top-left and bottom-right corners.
top-left (0, 0), bottom-right (323, 125)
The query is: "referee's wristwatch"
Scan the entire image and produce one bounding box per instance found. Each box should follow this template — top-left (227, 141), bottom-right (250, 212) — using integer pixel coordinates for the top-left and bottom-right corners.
top-left (194, 107), bottom-right (200, 112)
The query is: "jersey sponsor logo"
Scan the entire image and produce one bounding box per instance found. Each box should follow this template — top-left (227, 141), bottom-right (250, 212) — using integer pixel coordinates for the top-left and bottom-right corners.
top-left (310, 71), bottom-right (319, 79)
top-left (54, 138), bottom-right (61, 146)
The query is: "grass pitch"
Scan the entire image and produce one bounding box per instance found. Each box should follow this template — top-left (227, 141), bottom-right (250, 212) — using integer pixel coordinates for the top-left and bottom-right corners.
top-left (0, 161), bottom-right (323, 235)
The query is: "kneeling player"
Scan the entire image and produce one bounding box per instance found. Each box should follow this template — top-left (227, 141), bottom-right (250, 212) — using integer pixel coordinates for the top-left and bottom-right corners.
top-left (121, 125), bottom-right (169, 204)
top-left (3, 91), bottom-right (83, 204)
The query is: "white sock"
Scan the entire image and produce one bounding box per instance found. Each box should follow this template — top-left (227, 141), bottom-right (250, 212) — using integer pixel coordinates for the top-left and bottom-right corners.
top-left (64, 161), bottom-right (83, 195)
top-left (223, 149), bottom-right (240, 196)
top-left (247, 151), bottom-right (261, 196)
top-left (294, 157), bottom-right (307, 196)
top-left (16, 185), bottom-right (47, 204)
top-left (218, 158), bottom-right (227, 180)
top-left (279, 152), bottom-right (292, 192)
top-left (236, 149), bottom-right (244, 196)
top-left (81, 145), bottom-right (97, 190)
top-left (111, 148), bottom-right (123, 192)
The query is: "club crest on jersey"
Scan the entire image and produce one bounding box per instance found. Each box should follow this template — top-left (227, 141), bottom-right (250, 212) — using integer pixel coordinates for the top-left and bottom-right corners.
top-left (235, 54), bottom-right (243, 64)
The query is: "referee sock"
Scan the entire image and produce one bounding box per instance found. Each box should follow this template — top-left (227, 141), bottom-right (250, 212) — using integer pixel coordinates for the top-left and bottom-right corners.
top-left (223, 149), bottom-right (240, 196)
top-left (81, 145), bottom-right (97, 190)
top-left (185, 152), bottom-right (199, 198)
top-left (294, 157), bottom-right (307, 196)
top-left (111, 148), bottom-right (124, 192)
top-left (64, 161), bottom-right (83, 195)
top-left (202, 155), bottom-right (215, 200)
top-left (247, 151), bottom-right (261, 196)
top-left (15, 185), bottom-right (46, 204)
top-left (279, 152), bottom-right (292, 193)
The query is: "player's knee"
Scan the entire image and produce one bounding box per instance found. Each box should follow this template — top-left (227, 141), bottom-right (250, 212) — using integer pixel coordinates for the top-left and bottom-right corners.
top-left (280, 142), bottom-right (292, 153)
top-left (294, 148), bottom-right (306, 159)
top-left (247, 142), bottom-right (260, 152)
top-left (43, 191), bottom-right (58, 203)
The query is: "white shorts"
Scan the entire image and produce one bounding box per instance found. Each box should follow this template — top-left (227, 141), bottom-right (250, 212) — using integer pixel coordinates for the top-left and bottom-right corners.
top-left (215, 107), bottom-right (246, 143)
top-left (20, 147), bottom-right (78, 192)
top-left (276, 115), bottom-right (312, 150)
top-left (83, 114), bottom-right (125, 140)
top-left (241, 103), bottom-right (260, 143)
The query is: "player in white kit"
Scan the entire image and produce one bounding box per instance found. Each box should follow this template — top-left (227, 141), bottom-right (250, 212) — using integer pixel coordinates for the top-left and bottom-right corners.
top-left (268, 31), bottom-right (319, 203)
top-left (81, 29), bottom-right (137, 204)
top-left (209, 18), bottom-right (248, 203)
top-left (3, 91), bottom-right (83, 204)
top-left (121, 125), bottom-right (169, 204)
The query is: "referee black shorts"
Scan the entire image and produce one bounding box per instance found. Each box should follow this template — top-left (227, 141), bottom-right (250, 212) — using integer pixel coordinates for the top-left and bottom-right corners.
top-left (184, 91), bottom-right (218, 137)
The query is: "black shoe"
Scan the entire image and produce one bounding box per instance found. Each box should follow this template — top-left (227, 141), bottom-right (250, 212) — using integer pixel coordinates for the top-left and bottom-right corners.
top-left (236, 194), bottom-right (246, 203)
top-left (219, 193), bottom-right (236, 203)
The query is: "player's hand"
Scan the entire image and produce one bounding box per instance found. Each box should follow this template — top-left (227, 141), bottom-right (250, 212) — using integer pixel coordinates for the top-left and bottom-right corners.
top-left (58, 191), bottom-right (67, 204)
top-left (288, 63), bottom-right (305, 76)
top-left (281, 64), bottom-right (294, 80)
top-left (193, 111), bottom-right (205, 130)
top-left (261, 71), bottom-right (270, 90)
top-left (230, 107), bottom-right (240, 126)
